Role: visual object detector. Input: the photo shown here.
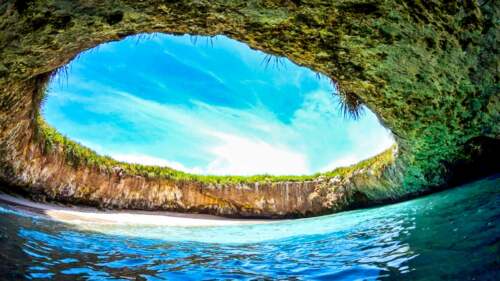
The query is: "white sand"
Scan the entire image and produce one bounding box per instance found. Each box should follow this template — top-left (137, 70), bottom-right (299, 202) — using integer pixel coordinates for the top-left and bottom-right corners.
top-left (0, 193), bottom-right (275, 227)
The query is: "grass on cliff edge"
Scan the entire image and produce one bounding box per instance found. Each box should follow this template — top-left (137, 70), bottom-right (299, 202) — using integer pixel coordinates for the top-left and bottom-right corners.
top-left (34, 116), bottom-right (395, 184)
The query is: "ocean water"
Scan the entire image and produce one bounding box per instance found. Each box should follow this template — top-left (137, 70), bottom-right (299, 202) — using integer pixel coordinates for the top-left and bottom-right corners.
top-left (0, 175), bottom-right (498, 280)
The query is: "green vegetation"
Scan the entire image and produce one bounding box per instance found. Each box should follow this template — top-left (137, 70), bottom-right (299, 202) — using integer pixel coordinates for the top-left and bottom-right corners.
top-left (35, 116), bottom-right (394, 184)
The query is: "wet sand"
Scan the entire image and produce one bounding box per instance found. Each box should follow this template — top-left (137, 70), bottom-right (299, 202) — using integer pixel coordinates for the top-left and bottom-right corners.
top-left (0, 193), bottom-right (275, 227)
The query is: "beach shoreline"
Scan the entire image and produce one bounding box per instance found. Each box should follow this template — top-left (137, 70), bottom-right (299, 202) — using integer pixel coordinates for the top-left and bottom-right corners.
top-left (0, 192), bottom-right (276, 227)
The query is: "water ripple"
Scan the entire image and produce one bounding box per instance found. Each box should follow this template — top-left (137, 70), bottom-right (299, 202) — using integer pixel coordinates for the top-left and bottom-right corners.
top-left (0, 176), bottom-right (498, 280)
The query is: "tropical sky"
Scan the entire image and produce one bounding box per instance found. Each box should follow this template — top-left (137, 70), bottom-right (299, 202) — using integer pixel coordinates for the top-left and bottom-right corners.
top-left (43, 33), bottom-right (393, 176)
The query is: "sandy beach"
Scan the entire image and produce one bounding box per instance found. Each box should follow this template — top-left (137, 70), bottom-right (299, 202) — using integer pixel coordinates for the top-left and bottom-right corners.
top-left (0, 193), bottom-right (274, 227)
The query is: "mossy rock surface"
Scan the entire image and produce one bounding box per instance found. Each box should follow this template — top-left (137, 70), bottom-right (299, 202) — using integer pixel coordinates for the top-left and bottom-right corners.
top-left (0, 0), bottom-right (498, 217)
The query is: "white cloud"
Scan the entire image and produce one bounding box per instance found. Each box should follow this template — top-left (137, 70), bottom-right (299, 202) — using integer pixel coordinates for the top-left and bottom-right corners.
top-left (319, 129), bottom-right (394, 172)
top-left (204, 132), bottom-right (309, 175)
top-left (110, 153), bottom-right (203, 174)
top-left (105, 133), bottom-right (309, 176)
top-left (320, 156), bottom-right (360, 172)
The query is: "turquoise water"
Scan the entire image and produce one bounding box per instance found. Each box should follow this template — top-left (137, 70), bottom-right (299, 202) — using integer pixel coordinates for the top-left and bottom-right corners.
top-left (1, 176), bottom-right (498, 280)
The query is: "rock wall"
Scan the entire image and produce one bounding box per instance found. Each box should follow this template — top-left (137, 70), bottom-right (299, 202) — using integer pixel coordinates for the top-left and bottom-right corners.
top-left (0, 0), bottom-right (498, 217)
top-left (2, 88), bottom-right (401, 217)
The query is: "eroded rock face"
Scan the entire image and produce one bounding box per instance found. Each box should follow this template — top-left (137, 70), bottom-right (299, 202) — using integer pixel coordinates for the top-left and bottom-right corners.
top-left (0, 0), bottom-right (498, 217)
top-left (3, 114), bottom-right (400, 218)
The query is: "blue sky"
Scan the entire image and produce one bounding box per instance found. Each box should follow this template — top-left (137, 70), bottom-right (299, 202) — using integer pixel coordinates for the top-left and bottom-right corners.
top-left (43, 33), bottom-right (393, 175)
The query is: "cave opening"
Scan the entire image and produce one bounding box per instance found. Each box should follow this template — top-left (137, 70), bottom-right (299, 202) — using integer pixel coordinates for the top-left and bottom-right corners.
top-left (40, 33), bottom-right (394, 176)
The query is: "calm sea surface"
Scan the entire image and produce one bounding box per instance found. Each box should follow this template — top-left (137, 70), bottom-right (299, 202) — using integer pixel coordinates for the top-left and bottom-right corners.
top-left (0, 175), bottom-right (498, 280)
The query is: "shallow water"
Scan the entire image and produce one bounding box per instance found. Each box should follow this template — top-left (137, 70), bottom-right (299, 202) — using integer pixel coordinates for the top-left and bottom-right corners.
top-left (1, 176), bottom-right (498, 280)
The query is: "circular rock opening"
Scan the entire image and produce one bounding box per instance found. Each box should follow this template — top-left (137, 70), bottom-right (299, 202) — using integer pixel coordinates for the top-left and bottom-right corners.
top-left (41, 33), bottom-right (394, 176)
